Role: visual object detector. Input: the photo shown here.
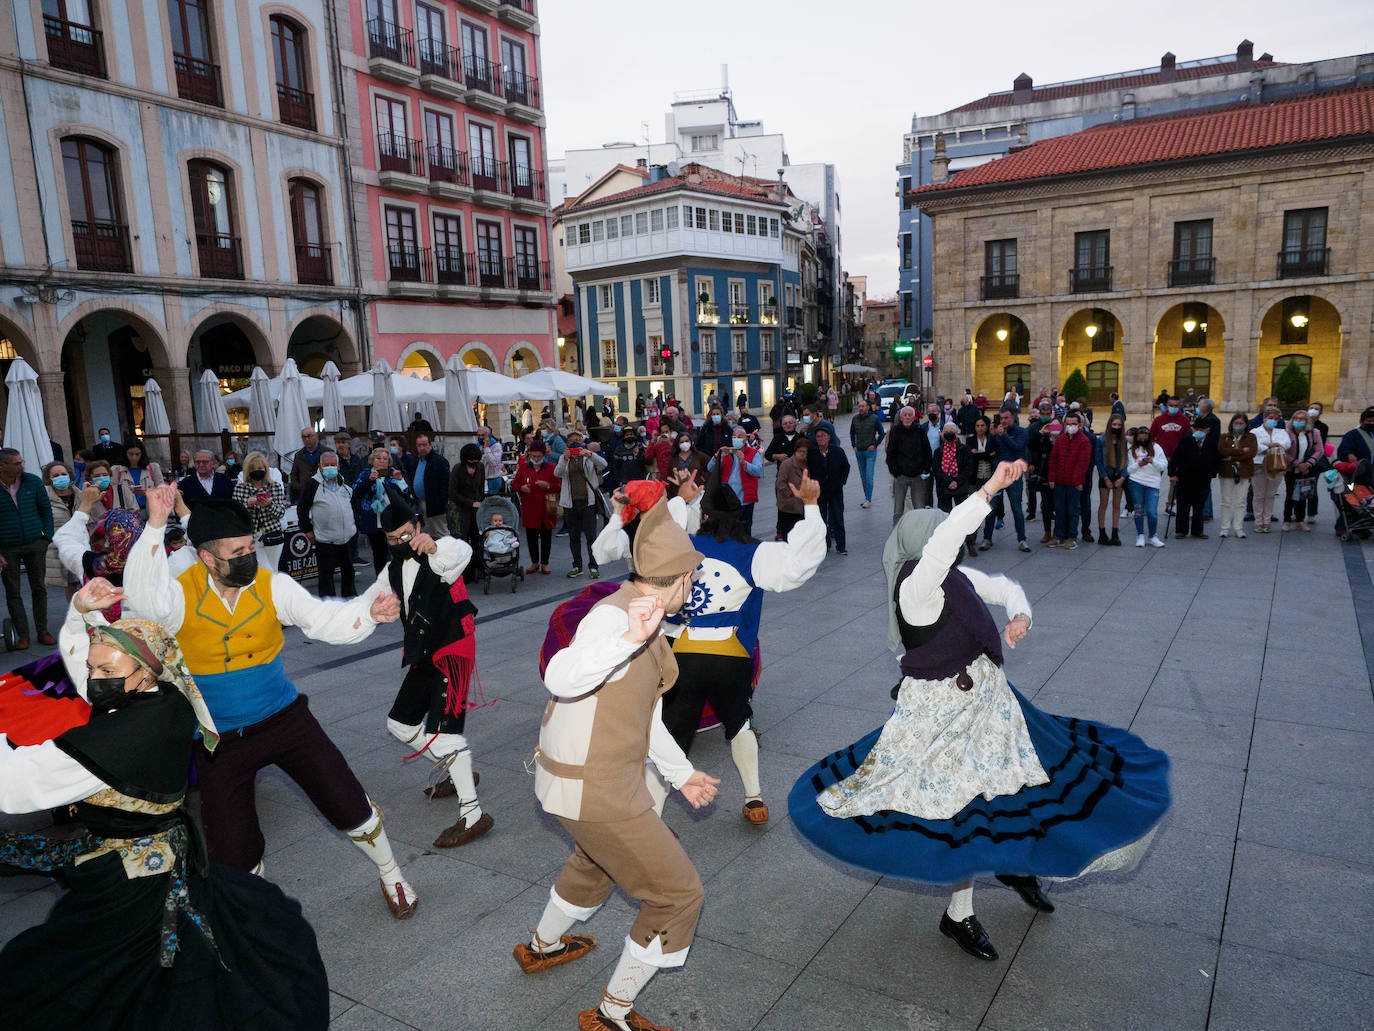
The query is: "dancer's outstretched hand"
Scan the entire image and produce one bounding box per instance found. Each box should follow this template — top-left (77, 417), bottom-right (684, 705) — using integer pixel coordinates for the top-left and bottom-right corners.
top-left (623, 595), bottom-right (665, 644)
top-left (74, 577), bottom-right (125, 614)
top-left (987, 460), bottom-right (1027, 494)
top-left (370, 590), bottom-right (401, 623)
top-left (145, 484), bottom-right (177, 526)
top-left (680, 770), bottom-right (720, 809)
top-left (1003, 615), bottom-right (1031, 649)
top-left (789, 471), bottom-right (821, 505)
top-left (673, 468), bottom-right (702, 504)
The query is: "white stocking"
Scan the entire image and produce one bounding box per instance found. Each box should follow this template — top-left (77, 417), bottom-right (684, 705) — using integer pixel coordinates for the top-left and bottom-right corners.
top-left (444, 744), bottom-right (483, 829)
top-left (728, 721), bottom-right (761, 799)
top-left (599, 938), bottom-right (658, 1022)
top-left (946, 881), bottom-right (975, 921)
top-left (347, 800), bottom-right (415, 904)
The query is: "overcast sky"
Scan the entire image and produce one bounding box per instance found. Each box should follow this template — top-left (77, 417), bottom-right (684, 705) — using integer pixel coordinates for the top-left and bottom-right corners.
top-left (538, 0), bottom-right (1373, 297)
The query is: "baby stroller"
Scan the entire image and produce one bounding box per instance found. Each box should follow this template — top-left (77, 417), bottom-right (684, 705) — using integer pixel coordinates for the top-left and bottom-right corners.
top-left (478, 495), bottom-right (523, 593)
top-left (1325, 462), bottom-right (1374, 541)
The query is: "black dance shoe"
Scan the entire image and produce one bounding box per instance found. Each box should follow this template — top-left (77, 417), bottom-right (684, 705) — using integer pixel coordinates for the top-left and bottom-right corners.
top-left (938, 912), bottom-right (998, 961)
top-left (996, 873), bottom-right (1055, 912)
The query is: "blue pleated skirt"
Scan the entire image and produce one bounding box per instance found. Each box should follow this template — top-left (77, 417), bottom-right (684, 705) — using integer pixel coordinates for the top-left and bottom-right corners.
top-left (787, 685), bottom-right (1171, 885)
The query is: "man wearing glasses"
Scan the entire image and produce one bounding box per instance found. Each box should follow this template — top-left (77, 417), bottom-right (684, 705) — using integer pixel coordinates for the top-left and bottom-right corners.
top-left (289, 427), bottom-right (324, 503)
top-left (176, 449), bottom-right (234, 510)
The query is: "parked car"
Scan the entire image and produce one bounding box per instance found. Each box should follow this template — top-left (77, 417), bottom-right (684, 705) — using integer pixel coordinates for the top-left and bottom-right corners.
top-left (876, 382), bottom-right (916, 421)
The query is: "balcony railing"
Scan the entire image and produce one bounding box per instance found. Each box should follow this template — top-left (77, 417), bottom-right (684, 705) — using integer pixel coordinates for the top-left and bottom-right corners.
top-left (785, 306), bottom-right (802, 327)
top-left (295, 242), bottom-right (332, 285)
top-left (367, 19), bottom-right (414, 66)
top-left (427, 145), bottom-right (469, 186)
top-left (1069, 265), bottom-right (1112, 293)
top-left (196, 233), bottom-right (243, 279)
top-left (418, 38), bottom-right (459, 79)
top-left (732, 350), bottom-right (749, 369)
top-left (377, 133), bottom-right (424, 176)
top-left (174, 53), bottom-right (223, 106)
top-left (1167, 256), bottom-right (1214, 288)
top-left (501, 0), bottom-right (536, 13)
top-left (1277, 247), bottom-right (1329, 279)
top-left (696, 301), bottom-right (720, 325)
top-left (435, 246), bottom-right (474, 285)
top-left (71, 219), bottom-right (131, 272)
top-left (463, 53), bottom-right (502, 96)
top-left (503, 69), bottom-right (541, 108)
top-left (470, 155), bottom-right (507, 193)
top-left (44, 16), bottom-right (106, 77)
top-left (387, 244), bottom-right (430, 282)
top-left (477, 253), bottom-right (505, 288)
top-left (509, 257), bottom-right (550, 291)
top-left (980, 272), bottom-right (1019, 300)
top-left (700, 354), bottom-right (717, 373)
top-left (761, 351), bottom-right (777, 371)
top-left (729, 302), bottom-right (751, 324)
top-left (510, 167), bottom-right (545, 202)
top-left (277, 84), bottom-right (316, 131)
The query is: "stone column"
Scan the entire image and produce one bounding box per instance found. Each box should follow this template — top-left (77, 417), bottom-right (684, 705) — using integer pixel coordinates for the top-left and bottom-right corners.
top-left (37, 371), bottom-right (71, 463)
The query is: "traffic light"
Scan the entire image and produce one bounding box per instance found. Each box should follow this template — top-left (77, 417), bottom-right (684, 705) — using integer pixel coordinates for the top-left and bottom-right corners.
top-left (893, 341), bottom-right (913, 356)
top-left (660, 346), bottom-right (674, 374)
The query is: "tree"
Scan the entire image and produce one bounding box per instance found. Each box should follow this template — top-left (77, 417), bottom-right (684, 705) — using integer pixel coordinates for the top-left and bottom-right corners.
top-left (1273, 358), bottom-right (1310, 407)
top-left (799, 382), bottom-right (820, 405)
top-left (1061, 368), bottom-right (1089, 402)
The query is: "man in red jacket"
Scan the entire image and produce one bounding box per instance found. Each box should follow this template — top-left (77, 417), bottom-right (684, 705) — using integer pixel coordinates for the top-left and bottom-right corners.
top-left (1047, 412), bottom-right (1092, 549)
top-left (1150, 396), bottom-right (1192, 516)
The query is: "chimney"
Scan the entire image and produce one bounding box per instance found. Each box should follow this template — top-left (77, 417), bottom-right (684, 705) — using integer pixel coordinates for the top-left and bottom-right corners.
top-left (1159, 52), bottom-right (1177, 83)
top-left (635, 157), bottom-right (648, 170)
top-left (1012, 72), bottom-right (1033, 103)
top-left (930, 132), bottom-right (950, 184)
top-left (1259, 52), bottom-right (1274, 63)
top-left (1236, 39), bottom-right (1254, 71)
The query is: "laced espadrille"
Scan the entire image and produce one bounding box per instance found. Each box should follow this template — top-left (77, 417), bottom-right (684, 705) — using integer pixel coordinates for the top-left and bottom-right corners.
top-left (513, 933), bottom-right (597, 974)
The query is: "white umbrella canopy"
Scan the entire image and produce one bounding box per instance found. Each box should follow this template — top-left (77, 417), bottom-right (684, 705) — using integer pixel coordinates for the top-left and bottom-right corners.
top-left (219, 373), bottom-right (324, 409)
top-left (319, 361), bottom-right (346, 432)
top-left (442, 355), bottom-right (479, 432)
top-left (338, 369), bottom-right (440, 406)
top-left (838, 363), bottom-right (877, 374)
top-left (272, 358), bottom-right (311, 460)
top-left (367, 360), bottom-right (404, 433)
top-left (3, 358), bottom-right (53, 470)
top-left (141, 377), bottom-right (171, 435)
top-left (247, 367), bottom-right (277, 435)
top-left (196, 369), bottom-right (231, 433)
top-left (517, 367), bottom-right (618, 400)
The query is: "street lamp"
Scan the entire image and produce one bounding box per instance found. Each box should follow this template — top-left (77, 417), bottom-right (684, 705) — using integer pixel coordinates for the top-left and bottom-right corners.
top-left (996, 328), bottom-right (1008, 342)
top-left (1182, 318), bottom-right (1197, 334)
top-left (1290, 312), bottom-right (1309, 328)
top-left (1085, 323), bottom-right (1099, 338)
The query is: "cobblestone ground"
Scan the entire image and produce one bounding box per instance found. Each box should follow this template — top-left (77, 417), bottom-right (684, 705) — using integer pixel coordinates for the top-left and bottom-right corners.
top-left (3, 414), bottom-right (1372, 1030)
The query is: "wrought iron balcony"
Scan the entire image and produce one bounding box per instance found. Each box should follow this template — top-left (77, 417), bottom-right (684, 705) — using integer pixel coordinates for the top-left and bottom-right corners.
top-left (510, 166), bottom-right (545, 203)
top-left (729, 303), bottom-right (751, 324)
top-left (295, 243), bottom-right (332, 285)
top-left (174, 53), bottom-right (223, 106)
top-left (700, 353), bottom-right (717, 373)
top-left (377, 133), bottom-right (424, 176)
top-left (470, 155), bottom-right (508, 193)
top-left (761, 350), bottom-right (777, 371)
top-left (44, 16), bottom-right (106, 77)
top-left (1277, 247), bottom-right (1329, 279)
top-left (477, 253), bottom-right (506, 288)
top-left (498, 0), bottom-right (538, 26)
top-left (732, 350), bottom-right (749, 369)
top-left (503, 69), bottom-right (541, 108)
top-left (71, 219), bottom-right (131, 272)
top-left (196, 233), bottom-right (243, 279)
top-left (435, 246), bottom-right (474, 286)
top-left (509, 257), bottom-right (550, 292)
top-left (1069, 265), bottom-right (1112, 293)
top-left (427, 145), bottom-right (469, 187)
top-left (277, 84), bottom-right (315, 131)
top-left (696, 301), bottom-right (720, 325)
top-left (1167, 256), bottom-right (1214, 288)
top-left (463, 53), bottom-right (502, 96)
top-left (785, 306), bottom-right (802, 328)
top-left (367, 19), bottom-right (414, 66)
top-left (759, 303), bottom-right (778, 325)
top-left (388, 244), bottom-right (430, 283)
top-left (418, 38), bottom-right (459, 79)
top-left (980, 272), bottom-right (1019, 300)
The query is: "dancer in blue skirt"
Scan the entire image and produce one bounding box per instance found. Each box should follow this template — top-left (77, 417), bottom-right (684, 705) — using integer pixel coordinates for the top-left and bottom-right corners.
top-left (788, 459), bottom-right (1171, 961)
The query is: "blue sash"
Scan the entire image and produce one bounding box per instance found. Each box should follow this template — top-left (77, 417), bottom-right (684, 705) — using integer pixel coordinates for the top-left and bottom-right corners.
top-left (193, 657), bottom-right (296, 732)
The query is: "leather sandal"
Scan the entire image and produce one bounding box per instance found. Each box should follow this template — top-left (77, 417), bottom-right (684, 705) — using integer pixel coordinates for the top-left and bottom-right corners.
top-left (432, 810), bottom-right (494, 848)
top-left (423, 770), bottom-right (478, 799)
top-left (513, 933), bottom-right (596, 974)
top-left (381, 878), bottom-right (419, 920)
top-left (742, 799), bottom-right (769, 824)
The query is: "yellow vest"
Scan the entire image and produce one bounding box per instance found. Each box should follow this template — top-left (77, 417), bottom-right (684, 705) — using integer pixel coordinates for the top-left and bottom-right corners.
top-left (175, 563), bottom-right (283, 674)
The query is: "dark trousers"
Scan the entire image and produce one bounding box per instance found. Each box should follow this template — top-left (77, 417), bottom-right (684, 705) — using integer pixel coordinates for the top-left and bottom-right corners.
top-left (662, 652), bottom-right (754, 755)
top-left (565, 501), bottom-right (599, 568)
top-left (315, 539), bottom-right (356, 598)
top-left (1283, 470), bottom-right (1314, 523)
top-left (776, 510), bottom-right (802, 539)
top-left (1053, 484), bottom-right (1081, 541)
top-left (389, 662), bottom-right (466, 735)
top-left (818, 492), bottom-right (846, 551)
top-left (526, 527), bottom-right (553, 565)
top-left (1037, 481), bottom-right (1054, 534)
top-left (740, 502), bottom-right (755, 537)
top-left (0, 537), bottom-right (48, 638)
top-left (1175, 478), bottom-right (1211, 536)
top-left (194, 695), bottom-right (372, 870)
top-left (1079, 469), bottom-right (1093, 532)
top-left (366, 531), bottom-right (387, 575)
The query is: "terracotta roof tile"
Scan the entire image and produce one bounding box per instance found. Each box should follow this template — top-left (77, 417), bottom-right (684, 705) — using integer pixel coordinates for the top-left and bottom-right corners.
top-left (557, 162), bottom-right (786, 215)
top-left (914, 86), bottom-right (1374, 196)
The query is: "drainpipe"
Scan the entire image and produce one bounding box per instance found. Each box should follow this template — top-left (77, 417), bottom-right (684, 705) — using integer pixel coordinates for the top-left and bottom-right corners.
top-left (323, 0), bottom-right (370, 370)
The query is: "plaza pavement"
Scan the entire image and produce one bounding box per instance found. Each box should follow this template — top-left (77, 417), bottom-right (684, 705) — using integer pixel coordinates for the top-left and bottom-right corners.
top-left (2, 412), bottom-right (1372, 1030)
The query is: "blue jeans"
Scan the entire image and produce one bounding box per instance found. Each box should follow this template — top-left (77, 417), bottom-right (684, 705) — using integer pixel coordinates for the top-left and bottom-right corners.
top-left (1129, 481), bottom-right (1160, 537)
top-left (486, 476), bottom-right (503, 495)
top-left (1053, 484), bottom-right (1081, 541)
top-left (1002, 477), bottom-right (1026, 541)
top-left (855, 449), bottom-right (877, 502)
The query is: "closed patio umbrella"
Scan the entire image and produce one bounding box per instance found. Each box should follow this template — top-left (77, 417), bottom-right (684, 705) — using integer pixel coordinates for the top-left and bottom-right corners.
top-left (141, 377), bottom-right (171, 435)
top-left (320, 361), bottom-right (346, 432)
top-left (272, 358), bottom-right (312, 461)
top-left (247, 367), bottom-right (276, 435)
top-left (368, 360), bottom-right (404, 433)
top-left (443, 354), bottom-right (479, 432)
top-left (196, 369), bottom-right (231, 433)
top-left (3, 358), bottom-right (53, 469)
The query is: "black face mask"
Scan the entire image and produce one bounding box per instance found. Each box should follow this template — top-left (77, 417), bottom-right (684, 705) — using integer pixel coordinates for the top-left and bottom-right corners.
top-left (390, 541), bottom-right (414, 562)
top-left (249, 469), bottom-right (266, 481)
top-left (215, 552), bottom-right (258, 588)
top-left (86, 676), bottom-right (154, 711)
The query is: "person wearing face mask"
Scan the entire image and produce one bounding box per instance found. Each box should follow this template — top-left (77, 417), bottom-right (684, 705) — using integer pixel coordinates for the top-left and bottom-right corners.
top-left (513, 440), bottom-right (561, 574)
top-left (0, 579), bottom-right (331, 1029)
top-left (886, 405), bottom-right (934, 523)
top-left (933, 422), bottom-right (976, 552)
top-left (296, 450), bottom-right (358, 598)
top-left (1028, 419), bottom-right (1059, 542)
top-left (609, 427), bottom-right (646, 491)
top-left (1282, 411), bottom-right (1323, 532)
top-left (669, 432), bottom-right (708, 497)
top-left (1126, 427), bottom-right (1169, 547)
top-left (1250, 407), bottom-right (1291, 532)
top-left (89, 425), bottom-right (128, 469)
top-left (354, 446), bottom-right (417, 575)
top-left (231, 451), bottom-right (288, 575)
top-left (765, 413), bottom-right (802, 467)
top-left (123, 486), bottom-right (417, 918)
top-left (1094, 417), bottom-right (1130, 545)
top-left (42, 461), bottom-right (80, 598)
top-left (1167, 417), bottom-right (1218, 539)
top-left (1216, 414), bottom-right (1258, 539)
top-left (1046, 413), bottom-right (1092, 550)
top-left (539, 419), bottom-right (568, 460)
top-left (516, 497), bottom-right (720, 1031)
top-left (644, 428), bottom-right (675, 480)
top-left (707, 427), bottom-right (764, 536)
top-left (0, 448), bottom-right (55, 650)
top-left (695, 404), bottom-right (730, 455)
top-left (1303, 403), bottom-right (1329, 524)
top-left (556, 431), bottom-right (608, 579)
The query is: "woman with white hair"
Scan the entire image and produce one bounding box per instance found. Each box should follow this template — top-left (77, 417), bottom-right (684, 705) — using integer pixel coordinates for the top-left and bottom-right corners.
top-left (789, 460), bottom-right (1170, 963)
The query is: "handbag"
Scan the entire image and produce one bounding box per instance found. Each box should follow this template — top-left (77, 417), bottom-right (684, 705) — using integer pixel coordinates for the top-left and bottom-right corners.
top-left (260, 527), bottom-right (285, 547)
top-left (1264, 447), bottom-right (1289, 477)
top-left (544, 490), bottom-right (559, 516)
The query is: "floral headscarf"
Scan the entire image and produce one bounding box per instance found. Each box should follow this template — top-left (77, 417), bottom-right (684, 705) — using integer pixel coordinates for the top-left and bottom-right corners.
top-left (89, 509), bottom-right (145, 579)
top-left (87, 618), bottom-right (219, 752)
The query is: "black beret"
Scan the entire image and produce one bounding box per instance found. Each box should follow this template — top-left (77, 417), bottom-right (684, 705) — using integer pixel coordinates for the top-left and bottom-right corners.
top-left (379, 503), bottom-right (419, 533)
top-left (186, 499), bottom-right (254, 547)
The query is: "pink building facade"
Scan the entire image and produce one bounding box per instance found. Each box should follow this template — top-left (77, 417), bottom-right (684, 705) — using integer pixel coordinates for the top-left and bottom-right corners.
top-left (346, 0), bottom-right (555, 384)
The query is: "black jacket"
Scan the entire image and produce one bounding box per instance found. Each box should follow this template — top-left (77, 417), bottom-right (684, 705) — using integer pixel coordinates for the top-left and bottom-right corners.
top-left (404, 451), bottom-right (452, 517)
top-left (765, 430), bottom-right (800, 463)
top-left (932, 438), bottom-right (975, 499)
top-left (807, 444), bottom-right (850, 496)
top-left (176, 472), bottom-right (234, 509)
top-left (1168, 434), bottom-right (1216, 481)
top-left (885, 421), bottom-right (931, 478)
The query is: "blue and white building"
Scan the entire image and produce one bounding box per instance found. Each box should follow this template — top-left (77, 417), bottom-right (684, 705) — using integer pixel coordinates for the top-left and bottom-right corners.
top-left (557, 164), bottom-right (807, 415)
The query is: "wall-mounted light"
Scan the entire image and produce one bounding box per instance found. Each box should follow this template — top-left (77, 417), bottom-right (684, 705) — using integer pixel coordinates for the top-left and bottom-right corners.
top-left (557, 336), bottom-right (566, 348)
top-left (1182, 318), bottom-right (1198, 334)
top-left (1085, 323), bottom-right (1099, 338)
top-left (1290, 313), bottom-right (1309, 328)
top-left (996, 328), bottom-right (1008, 342)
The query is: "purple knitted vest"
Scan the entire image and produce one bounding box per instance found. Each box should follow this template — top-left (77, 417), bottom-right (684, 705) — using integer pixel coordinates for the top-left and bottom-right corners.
top-left (895, 559), bottom-right (1004, 683)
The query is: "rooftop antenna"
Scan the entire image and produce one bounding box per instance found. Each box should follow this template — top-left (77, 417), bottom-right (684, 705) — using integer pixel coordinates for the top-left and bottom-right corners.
top-left (641, 120), bottom-right (650, 146)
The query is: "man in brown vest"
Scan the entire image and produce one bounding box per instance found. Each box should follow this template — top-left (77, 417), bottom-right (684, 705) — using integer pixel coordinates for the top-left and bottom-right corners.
top-left (514, 498), bottom-right (720, 1031)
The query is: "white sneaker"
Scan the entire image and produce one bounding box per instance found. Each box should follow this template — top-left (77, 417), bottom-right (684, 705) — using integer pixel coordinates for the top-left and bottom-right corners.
top-left (1148, 536), bottom-right (1166, 548)
top-left (1219, 531), bottom-right (1229, 539)
top-left (1135, 534), bottom-right (1145, 547)
top-left (860, 501), bottom-right (871, 508)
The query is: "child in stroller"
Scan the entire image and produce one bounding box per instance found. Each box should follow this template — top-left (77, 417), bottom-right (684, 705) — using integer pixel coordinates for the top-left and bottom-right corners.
top-left (478, 496), bottom-right (523, 592)
top-left (1326, 459), bottom-right (1374, 541)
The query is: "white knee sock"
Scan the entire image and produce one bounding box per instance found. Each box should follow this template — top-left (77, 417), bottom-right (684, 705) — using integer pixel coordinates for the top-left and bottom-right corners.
top-left (347, 801), bottom-right (414, 902)
top-left (946, 882), bottom-right (975, 921)
top-left (532, 900), bottom-right (578, 954)
top-left (600, 939), bottom-right (657, 1021)
top-left (445, 746), bottom-right (483, 829)
top-left (645, 763), bottom-right (669, 816)
top-left (729, 721), bottom-right (762, 800)
top-left (386, 718), bottom-right (424, 748)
